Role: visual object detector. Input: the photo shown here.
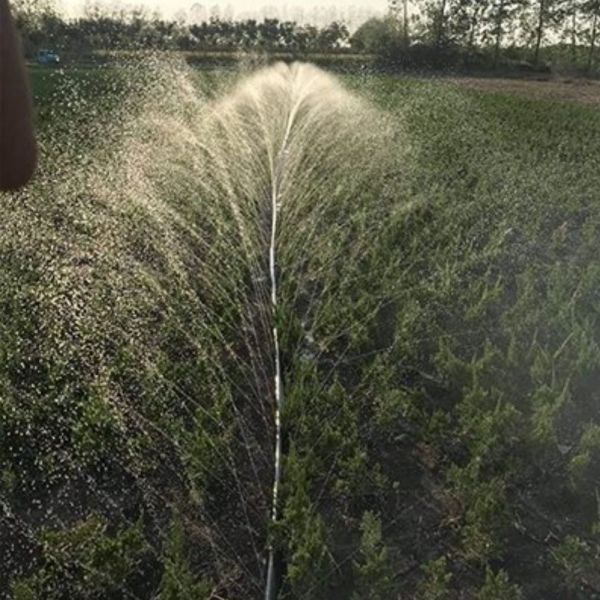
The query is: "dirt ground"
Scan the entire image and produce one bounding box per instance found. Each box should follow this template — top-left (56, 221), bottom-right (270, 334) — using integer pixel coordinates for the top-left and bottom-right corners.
top-left (450, 75), bottom-right (600, 106)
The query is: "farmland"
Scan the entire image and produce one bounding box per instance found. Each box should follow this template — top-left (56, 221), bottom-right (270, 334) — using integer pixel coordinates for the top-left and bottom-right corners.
top-left (2, 59), bottom-right (600, 599)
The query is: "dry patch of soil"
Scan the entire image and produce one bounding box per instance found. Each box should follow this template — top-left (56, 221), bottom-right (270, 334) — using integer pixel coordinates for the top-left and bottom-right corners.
top-left (451, 76), bottom-right (600, 106)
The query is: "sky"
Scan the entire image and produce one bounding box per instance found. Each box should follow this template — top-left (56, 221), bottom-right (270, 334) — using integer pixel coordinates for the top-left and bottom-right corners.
top-left (60, 0), bottom-right (387, 23)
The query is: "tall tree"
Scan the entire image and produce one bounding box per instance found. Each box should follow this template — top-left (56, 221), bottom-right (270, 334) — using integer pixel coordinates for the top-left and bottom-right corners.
top-left (436, 0), bottom-right (451, 45)
top-left (11, 0), bottom-right (58, 54)
top-left (583, 0), bottom-right (600, 70)
top-left (484, 0), bottom-right (524, 66)
top-left (533, 0), bottom-right (548, 61)
top-left (417, 0), bottom-right (458, 47)
top-left (350, 17), bottom-right (401, 56)
top-left (317, 21), bottom-right (349, 50)
top-left (449, 0), bottom-right (491, 52)
top-left (389, 0), bottom-right (411, 49)
top-left (528, 0), bottom-right (568, 63)
top-left (561, 0), bottom-right (583, 61)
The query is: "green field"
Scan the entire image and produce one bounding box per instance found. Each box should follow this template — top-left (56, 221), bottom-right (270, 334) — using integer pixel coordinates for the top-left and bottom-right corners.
top-left (2, 61), bottom-right (600, 599)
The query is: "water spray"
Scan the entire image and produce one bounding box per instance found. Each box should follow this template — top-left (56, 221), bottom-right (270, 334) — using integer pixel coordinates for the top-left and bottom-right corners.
top-left (1, 57), bottom-right (396, 600)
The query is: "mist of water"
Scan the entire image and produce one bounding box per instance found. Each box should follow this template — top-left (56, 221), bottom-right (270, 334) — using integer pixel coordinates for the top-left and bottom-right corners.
top-left (0, 58), bottom-right (401, 598)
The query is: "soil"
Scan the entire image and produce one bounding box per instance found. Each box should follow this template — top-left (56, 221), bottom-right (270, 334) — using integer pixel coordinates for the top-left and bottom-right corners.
top-left (450, 75), bottom-right (600, 106)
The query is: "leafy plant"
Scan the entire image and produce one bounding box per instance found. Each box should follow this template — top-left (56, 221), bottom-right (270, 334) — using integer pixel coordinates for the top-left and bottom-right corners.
top-left (352, 512), bottom-right (393, 600)
top-left (417, 557), bottom-right (453, 600)
top-left (478, 567), bottom-right (523, 599)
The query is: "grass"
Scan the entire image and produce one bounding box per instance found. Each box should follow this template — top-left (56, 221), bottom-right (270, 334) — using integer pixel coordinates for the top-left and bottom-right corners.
top-left (3, 60), bottom-right (600, 599)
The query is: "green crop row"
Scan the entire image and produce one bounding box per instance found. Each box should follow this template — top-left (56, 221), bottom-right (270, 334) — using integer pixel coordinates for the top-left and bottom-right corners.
top-left (2, 60), bottom-right (600, 599)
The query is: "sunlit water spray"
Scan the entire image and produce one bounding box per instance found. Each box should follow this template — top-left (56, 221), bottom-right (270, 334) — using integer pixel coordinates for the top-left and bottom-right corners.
top-left (195, 63), bottom-right (399, 597)
top-left (0, 58), bottom-right (401, 598)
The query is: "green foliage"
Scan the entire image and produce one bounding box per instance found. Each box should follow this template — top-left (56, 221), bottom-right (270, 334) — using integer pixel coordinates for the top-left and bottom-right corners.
top-left (352, 512), bottom-right (393, 600)
top-left (178, 387), bottom-right (234, 504)
top-left (15, 3), bottom-right (350, 57)
top-left (448, 461), bottom-right (508, 563)
top-left (351, 17), bottom-right (402, 55)
top-left (551, 535), bottom-right (598, 592)
top-left (570, 423), bottom-right (600, 483)
top-left (418, 557), bottom-right (453, 600)
top-left (478, 567), bottom-right (523, 599)
top-left (12, 516), bottom-right (147, 599)
top-left (280, 448), bottom-right (334, 599)
top-left (5, 58), bottom-right (600, 600)
top-left (158, 517), bottom-right (212, 600)
top-left (72, 381), bottom-right (125, 468)
top-left (14, 0), bottom-right (600, 73)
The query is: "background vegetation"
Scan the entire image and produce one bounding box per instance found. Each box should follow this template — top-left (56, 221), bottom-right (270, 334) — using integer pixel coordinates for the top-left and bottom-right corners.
top-left (2, 0), bottom-right (600, 597)
top-left (2, 52), bottom-right (600, 599)
top-left (12, 0), bottom-right (600, 74)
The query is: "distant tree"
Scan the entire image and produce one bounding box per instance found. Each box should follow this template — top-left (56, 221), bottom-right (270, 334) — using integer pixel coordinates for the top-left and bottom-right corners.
top-left (317, 21), bottom-right (349, 51)
top-left (351, 17), bottom-right (401, 55)
top-left (11, 0), bottom-right (56, 24)
top-left (390, 0), bottom-right (411, 48)
top-left (560, 0), bottom-right (584, 61)
top-left (419, 0), bottom-right (454, 46)
top-left (11, 0), bottom-right (59, 54)
top-left (279, 20), bottom-right (297, 50)
top-left (258, 18), bottom-right (281, 48)
top-left (11, 0), bottom-right (600, 72)
top-left (300, 25), bottom-right (321, 52)
top-left (483, 0), bottom-right (526, 66)
top-left (524, 0), bottom-right (569, 63)
top-left (449, 0), bottom-right (491, 52)
top-left (582, 0), bottom-right (600, 69)
top-left (239, 19), bottom-right (258, 48)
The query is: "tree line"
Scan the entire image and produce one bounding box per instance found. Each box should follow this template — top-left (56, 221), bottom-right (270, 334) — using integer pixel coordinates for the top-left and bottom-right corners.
top-left (354, 0), bottom-right (600, 71)
top-left (12, 0), bottom-right (351, 56)
top-left (13, 0), bottom-right (600, 72)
